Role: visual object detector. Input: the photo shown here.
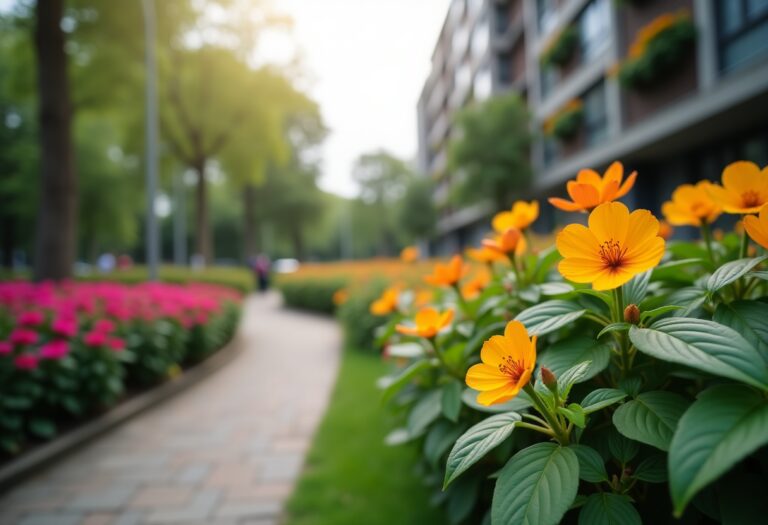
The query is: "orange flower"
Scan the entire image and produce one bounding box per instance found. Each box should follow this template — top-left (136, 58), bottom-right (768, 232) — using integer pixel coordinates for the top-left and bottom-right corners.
top-left (370, 287), bottom-right (399, 315)
top-left (465, 320), bottom-right (537, 406)
top-left (662, 180), bottom-right (721, 226)
top-left (400, 245), bottom-right (420, 263)
top-left (629, 12), bottom-right (680, 58)
top-left (396, 307), bottom-right (454, 338)
top-left (549, 161), bottom-right (637, 213)
top-left (482, 228), bottom-right (527, 256)
top-left (556, 202), bottom-right (665, 291)
top-left (708, 161), bottom-right (768, 214)
top-left (658, 221), bottom-right (674, 240)
top-left (414, 288), bottom-right (434, 307)
top-left (461, 268), bottom-right (491, 300)
top-left (744, 203), bottom-right (768, 250)
top-left (466, 246), bottom-right (505, 264)
top-left (424, 255), bottom-right (468, 287)
top-left (332, 289), bottom-right (349, 306)
top-left (492, 201), bottom-right (539, 232)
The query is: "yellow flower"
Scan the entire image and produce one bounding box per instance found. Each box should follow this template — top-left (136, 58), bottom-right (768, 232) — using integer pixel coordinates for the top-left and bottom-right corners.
top-left (414, 288), bottom-right (434, 307)
top-left (482, 228), bottom-right (527, 256)
top-left (466, 246), bottom-right (505, 264)
top-left (708, 161), bottom-right (768, 214)
top-left (465, 320), bottom-right (537, 406)
top-left (400, 245), bottom-right (420, 263)
top-left (332, 288), bottom-right (349, 306)
top-left (549, 161), bottom-right (637, 213)
top-left (556, 202), bottom-right (665, 291)
top-left (370, 287), bottom-right (399, 315)
top-left (744, 203), bottom-right (768, 250)
top-left (662, 180), bottom-right (721, 226)
top-left (492, 200), bottom-right (539, 232)
top-left (396, 307), bottom-right (454, 338)
top-left (424, 255), bottom-right (468, 287)
top-left (461, 268), bottom-right (491, 300)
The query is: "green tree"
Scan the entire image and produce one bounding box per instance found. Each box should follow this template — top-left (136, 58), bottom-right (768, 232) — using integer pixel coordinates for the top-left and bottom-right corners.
top-left (399, 176), bottom-right (436, 241)
top-left (448, 93), bottom-right (531, 211)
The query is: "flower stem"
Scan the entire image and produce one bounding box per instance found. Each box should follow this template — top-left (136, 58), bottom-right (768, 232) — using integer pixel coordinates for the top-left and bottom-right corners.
top-left (451, 284), bottom-right (473, 320)
top-left (740, 224), bottom-right (750, 259)
top-left (426, 337), bottom-right (463, 380)
top-left (612, 287), bottom-right (631, 376)
top-left (507, 254), bottom-right (523, 286)
top-left (700, 220), bottom-right (715, 265)
top-left (516, 421), bottom-right (556, 438)
top-left (522, 384), bottom-right (569, 445)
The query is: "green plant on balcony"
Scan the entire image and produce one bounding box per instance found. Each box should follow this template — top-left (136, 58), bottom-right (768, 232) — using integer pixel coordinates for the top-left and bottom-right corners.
top-left (619, 10), bottom-right (696, 89)
top-left (545, 99), bottom-right (584, 142)
top-left (540, 26), bottom-right (579, 68)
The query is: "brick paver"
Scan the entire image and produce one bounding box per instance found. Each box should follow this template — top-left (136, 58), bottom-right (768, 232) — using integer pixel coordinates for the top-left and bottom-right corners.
top-left (0, 293), bottom-right (340, 525)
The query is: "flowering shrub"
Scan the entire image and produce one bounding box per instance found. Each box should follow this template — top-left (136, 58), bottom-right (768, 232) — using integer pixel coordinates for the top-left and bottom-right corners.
top-left (619, 10), bottom-right (696, 89)
top-left (544, 99), bottom-right (583, 142)
top-left (0, 281), bottom-right (240, 454)
top-left (540, 26), bottom-right (579, 68)
top-left (373, 160), bottom-right (768, 523)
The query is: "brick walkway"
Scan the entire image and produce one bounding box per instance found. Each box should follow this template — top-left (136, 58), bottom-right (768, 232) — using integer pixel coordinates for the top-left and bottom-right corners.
top-left (0, 293), bottom-right (341, 525)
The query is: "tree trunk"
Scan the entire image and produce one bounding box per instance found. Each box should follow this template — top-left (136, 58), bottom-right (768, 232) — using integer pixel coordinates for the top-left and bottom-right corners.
top-left (242, 184), bottom-right (259, 262)
top-left (33, 0), bottom-right (76, 281)
top-left (0, 211), bottom-right (14, 269)
top-left (193, 161), bottom-right (213, 265)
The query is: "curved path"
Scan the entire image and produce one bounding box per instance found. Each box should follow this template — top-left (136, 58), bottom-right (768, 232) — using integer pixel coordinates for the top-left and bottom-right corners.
top-left (0, 293), bottom-right (341, 525)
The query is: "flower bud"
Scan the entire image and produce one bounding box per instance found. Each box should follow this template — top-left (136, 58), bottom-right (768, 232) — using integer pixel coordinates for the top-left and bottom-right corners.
top-left (541, 367), bottom-right (557, 392)
top-left (624, 304), bottom-right (640, 325)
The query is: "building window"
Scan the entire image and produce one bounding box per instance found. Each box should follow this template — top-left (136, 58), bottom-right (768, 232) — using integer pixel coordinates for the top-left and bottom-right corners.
top-left (471, 18), bottom-right (490, 62)
top-left (537, 0), bottom-right (556, 35)
top-left (583, 81), bottom-right (608, 146)
top-left (716, 0), bottom-right (768, 72)
top-left (496, 52), bottom-right (512, 86)
top-left (579, 0), bottom-right (610, 62)
top-left (540, 66), bottom-right (557, 100)
top-left (473, 66), bottom-right (493, 101)
top-left (495, 2), bottom-right (510, 35)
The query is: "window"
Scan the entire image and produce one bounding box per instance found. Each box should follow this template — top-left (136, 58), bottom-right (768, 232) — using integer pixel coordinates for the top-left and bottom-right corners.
top-left (497, 52), bottom-right (512, 86)
top-left (537, 0), bottom-right (556, 35)
top-left (717, 0), bottom-right (768, 72)
top-left (471, 19), bottom-right (490, 62)
top-left (579, 0), bottom-right (610, 61)
top-left (583, 81), bottom-right (608, 147)
top-left (495, 2), bottom-right (510, 35)
top-left (539, 66), bottom-right (557, 100)
top-left (473, 66), bottom-right (493, 101)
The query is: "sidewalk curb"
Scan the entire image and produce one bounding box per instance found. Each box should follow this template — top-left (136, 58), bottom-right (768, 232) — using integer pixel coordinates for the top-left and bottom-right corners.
top-left (0, 334), bottom-right (244, 494)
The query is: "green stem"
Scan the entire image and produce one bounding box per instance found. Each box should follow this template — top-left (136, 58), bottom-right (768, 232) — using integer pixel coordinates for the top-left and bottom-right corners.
top-left (507, 253), bottom-right (523, 286)
top-left (521, 412), bottom-right (550, 427)
top-left (740, 225), bottom-right (750, 259)
top-left (427, 337), bottom-right (463, 380)
top-left (583, 312), bottom-right (611, 327)
top-left (612, 287), bottom-right (631, 376)
top-left (522, 384), bottom-right (569, 445)
top-left (700, 220), bottom-right (715, 265)
top-left (452, 284), bottom-right (473, 320)
top-left (516, 421), bottom-right (556, 437)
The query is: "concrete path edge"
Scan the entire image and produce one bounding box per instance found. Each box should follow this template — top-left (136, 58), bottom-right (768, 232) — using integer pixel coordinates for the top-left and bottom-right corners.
top-left (0, 332), bottom-right (245, 494)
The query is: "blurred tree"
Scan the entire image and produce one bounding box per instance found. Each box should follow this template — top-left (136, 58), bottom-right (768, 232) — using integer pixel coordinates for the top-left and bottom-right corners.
top-left (32, 0), bottom-right (77, 280)
top-left (399, 176), bottom-right (436, 241)
top-left (352, 151), bottom-right (413, 255)
top-left (448, 93), bottom-right (531, 211)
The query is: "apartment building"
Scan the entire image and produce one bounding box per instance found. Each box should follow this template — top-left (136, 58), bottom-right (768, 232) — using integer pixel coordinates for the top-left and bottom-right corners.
top-left (417, 0), bottom-right (768, 254)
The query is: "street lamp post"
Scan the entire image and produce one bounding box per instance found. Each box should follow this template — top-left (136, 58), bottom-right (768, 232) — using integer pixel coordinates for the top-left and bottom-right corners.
top-left (142, 0), bottom-right (160, 280)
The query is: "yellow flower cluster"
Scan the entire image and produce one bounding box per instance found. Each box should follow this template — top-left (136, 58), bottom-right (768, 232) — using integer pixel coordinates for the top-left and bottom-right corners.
top-left (628, 10), bottom-right (690, 59)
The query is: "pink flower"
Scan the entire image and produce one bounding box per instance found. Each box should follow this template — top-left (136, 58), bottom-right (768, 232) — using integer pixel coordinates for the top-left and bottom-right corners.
top-left (0, 341), bottom-right (12, 355)
top-left (10, 328), bottom-right (39, 346)
top-left (52, 316), bottom-right (78, 338)
top-left (18, 311), bottom-right (44, 326)
top-left (14, 354), bottom-right (39, 371)
top-left (39, 340), bottom-right (70, 360)
top-left (84, 331), bottom-right (107, 347)
top-left (93, 319), bottom-right (115, 334)
top-left (107, 337), bottom-right (125, 351)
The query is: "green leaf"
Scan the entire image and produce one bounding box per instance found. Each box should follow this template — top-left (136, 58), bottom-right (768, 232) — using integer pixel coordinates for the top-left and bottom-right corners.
top-left (514, 300), bottom-right (586, 336)
top-left (444, 412), bottom-right (521, 488)
top-left (558, 361), bottom-right (592, 397)
top-left (442, 380), bottom-right (463, 423)
top-left (446, 475), bottom-right (480, 524)
top-left (578, 493), bottom-right (641, 525)
top-left (640, 305), bottom-right (683, 323)
top-left (629, 318), bottom-right (768, 389)
top-left (539, 337), bottom-right (610, 382)
top-left (386, 342), bottom-right (425, 359)
top-left (424, 420), bottom-right (466, 467)
top-left (612, 391), bottom-right (689, 451)
top-left (539, 282), bottom-right (574, 296)
top-left (669, 384), bottom-right (768, 516)
top-left (706, 256), bottom-right (767, 293)
top-left (407, 389), bottom-right (443, 437)
top-left (597, 322), bottom-right (630, 339)
top-left (28, 418), bottom-right (57, 439)
top-left (608, 428), bottom-right (638, 464)
top-left (633, 454), bottom-right (667, 483)
top-left (462, 388), bottom-right (531, 413)
top-left (492, 442), bottom-right (578, 525)
top-left (624, 270), bottom-right (651, 306)
top-left (714, 300), bottom-right (768, 363)
top-left (558, 403), bottom-right (586, 428)
top-left (571, 444), bottom-right (608, 482)
top-left (581, 388), bottom-right (627, 414)
top-left (380, 358), bottom-right (435, 403)
top-left (384, 427), bottom-right (412, 446)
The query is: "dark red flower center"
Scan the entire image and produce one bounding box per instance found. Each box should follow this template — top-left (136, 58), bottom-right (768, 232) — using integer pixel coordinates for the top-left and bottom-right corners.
top-left (742, 190), bottom-right (761, 208)
top-left (599, 239), bottom-right (627, 270)
top-left (499, 356), bottom-right (526, 382)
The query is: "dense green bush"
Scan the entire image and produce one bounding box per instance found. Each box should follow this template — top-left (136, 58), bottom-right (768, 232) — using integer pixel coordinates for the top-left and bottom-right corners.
top-left (278, 278), bottom-right (347, 314)
top-left (337, 280), bottom-right (388, 350)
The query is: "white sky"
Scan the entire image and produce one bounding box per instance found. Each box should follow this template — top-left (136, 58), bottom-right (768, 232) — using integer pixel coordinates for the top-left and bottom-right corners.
top-left (263, 0), bottom-right (451, 197)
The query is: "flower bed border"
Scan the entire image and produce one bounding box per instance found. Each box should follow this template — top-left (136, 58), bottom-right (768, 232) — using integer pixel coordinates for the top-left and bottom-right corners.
top-left (0, 331), bottom-right (243, 493)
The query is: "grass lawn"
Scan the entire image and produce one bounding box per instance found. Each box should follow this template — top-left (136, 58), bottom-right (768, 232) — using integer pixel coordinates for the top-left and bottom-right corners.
top-left (284, 349), bottom-right (444, 525)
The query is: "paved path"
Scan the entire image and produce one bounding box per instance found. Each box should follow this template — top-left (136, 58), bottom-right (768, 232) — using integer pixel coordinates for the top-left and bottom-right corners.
top-left (0, 293), bottom-right (341, 525)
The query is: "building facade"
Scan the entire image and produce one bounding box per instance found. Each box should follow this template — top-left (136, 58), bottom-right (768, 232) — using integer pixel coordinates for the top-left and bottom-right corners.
top-left (417, 0), bottom-right (768, 254)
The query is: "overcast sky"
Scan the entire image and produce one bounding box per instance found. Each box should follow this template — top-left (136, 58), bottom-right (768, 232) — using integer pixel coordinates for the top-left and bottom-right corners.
top-left (264, 0), bottom-right (451, 197)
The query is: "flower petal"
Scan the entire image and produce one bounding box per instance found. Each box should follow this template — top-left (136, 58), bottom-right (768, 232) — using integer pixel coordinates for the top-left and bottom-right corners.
top-left (556, 224), bottom-right (601, 259)
top-left (558, 257), bottom-right (607, 283)
top-left (614, 170), bottom-right (638, 199)
top-left (567, 182), bottom-right (601, 209)
top-left (476, 383), bottom-right (522, 406)
top-left (625, 209), bottom-right (660, 248)
top-left (576, 169), bottom-right (602, 186)
top-left (503, 320), bottom-right (531, 351)
top-left (480, 335), bottom-right (509, 366)
top-left (588, 202), bottom-right (629, 244)
top-left (592, 268), bottom-right (636, 291)
top-left (548, 197), bottom-right (585, 212)
top-left (466, 363), bottom-right (510, 391)
top-left (722, 161), bottom-right (761, 194)
top-left (623, 237), bottom-right (666, 273)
